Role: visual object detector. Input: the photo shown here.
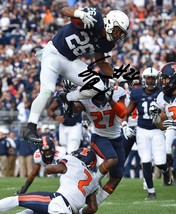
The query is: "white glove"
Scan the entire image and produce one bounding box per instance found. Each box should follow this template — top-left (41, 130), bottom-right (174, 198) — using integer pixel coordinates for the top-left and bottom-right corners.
top-left (63, 79), bottom-right (77, 92)
top-left (163, 119), bottom-right (176, 130)
top-left (74, 9), bottom-right (97, 29)
top-left (122, 121), bottom-right (136, 139)
top-left (149, 102), bottom-right (161, 123)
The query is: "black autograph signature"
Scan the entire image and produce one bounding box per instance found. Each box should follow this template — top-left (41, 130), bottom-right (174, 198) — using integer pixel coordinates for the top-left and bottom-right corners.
top-left (78, 56), bottom-right (140, 94)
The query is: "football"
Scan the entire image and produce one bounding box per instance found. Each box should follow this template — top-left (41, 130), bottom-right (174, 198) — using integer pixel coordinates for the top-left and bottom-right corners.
top-left (70, 17), bottom-right (84, 29)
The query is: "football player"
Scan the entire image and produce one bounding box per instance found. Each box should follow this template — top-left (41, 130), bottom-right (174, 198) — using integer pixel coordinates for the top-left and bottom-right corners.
top-left (14, 135), bottom-right (66, 195)
top-left (0, 147), bottom-right (98, 214)
top-left (149, 62), bottom-right (176, 183)
top-left (69, 79), bottom-right (127, 205)
top-left (20, 6), bottom-right (130, 144)
top-left (122, 67), bottom-right (171, 200)
top-left (122, 79), bottom-right (142, 178)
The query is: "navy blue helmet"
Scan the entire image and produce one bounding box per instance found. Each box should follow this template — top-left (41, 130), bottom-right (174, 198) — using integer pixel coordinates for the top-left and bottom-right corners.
top-left (71, 147), bottom-right (97, 168)
top-left (39, 136), bottom-right (55, 164)
top-left (160, 62), bottom-right (176, 97)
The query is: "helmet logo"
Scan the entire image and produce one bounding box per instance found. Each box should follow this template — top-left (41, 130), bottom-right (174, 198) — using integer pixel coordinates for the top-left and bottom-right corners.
top-left (80, 148), bottom-right (89, 156)
top-left (171, 65), bottom-right (176, 74)
top-left (41, 136), bottom-right (49, 150)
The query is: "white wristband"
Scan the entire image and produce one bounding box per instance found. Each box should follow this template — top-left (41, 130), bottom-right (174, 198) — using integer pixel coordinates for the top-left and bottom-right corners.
top-left (74, 9), bottom-right (85, 19)
top-left (79, 208), bottom-right (83, 214)
top-left (153, 115), bottom-right (161, 124)
top-left (121, 121), bottom-right (127, 127)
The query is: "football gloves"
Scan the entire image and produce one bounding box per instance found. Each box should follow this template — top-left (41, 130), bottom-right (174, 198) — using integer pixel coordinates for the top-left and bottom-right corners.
top-left (149, 102), bottom-right (161, 123)
top-left (74, 9), bottom-right (97, 29)
top-left (63, 79), bottom-right (77, 92)
top-left (163, 119), bottom-right (176, 130)
top-left (14, 187), bottom-right (26, 195)
top-left (122, 121), bottom-right (136, 139)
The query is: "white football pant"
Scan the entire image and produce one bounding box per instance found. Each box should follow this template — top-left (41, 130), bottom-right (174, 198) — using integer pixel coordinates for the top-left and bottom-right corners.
top-left (136, 127), bottom-right (166, 164)
top-left (28, 41), bottom-right (104, 124)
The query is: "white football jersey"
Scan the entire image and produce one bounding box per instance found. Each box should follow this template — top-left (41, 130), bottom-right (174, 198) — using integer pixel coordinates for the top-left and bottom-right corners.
top-left (81, 86), bottom-right (126, 139)
top-left (33, 146), bottom-right (66, 166)
top-left (56, 155), bottom-right (98, 213)
top-left (157, 92), bottom-right (176, 120)
top-left (157, 92), bottom-right (176, 153)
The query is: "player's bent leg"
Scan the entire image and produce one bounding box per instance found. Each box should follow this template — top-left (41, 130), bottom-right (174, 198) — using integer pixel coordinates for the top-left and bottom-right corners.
top-left (95, 158), bottom-right (118, 180)
top-left (96, 177), bottom-right (122, 205)
top-left (48, 195), bottom-right (72, 214)
top-left (21, 89), bottom-right (53, 144)
top-left (156, 163), bottom-right (173, 186)
top-left (66, 80), bottom-right (104, 101)
top-left (0, 196), bottom-right (19, 212)
top-left (18, 192), bottom-right (52, 213)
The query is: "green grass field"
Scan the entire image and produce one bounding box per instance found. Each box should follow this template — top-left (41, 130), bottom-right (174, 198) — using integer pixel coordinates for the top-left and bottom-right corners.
top-left (0, 177), bottom-right (175, 214)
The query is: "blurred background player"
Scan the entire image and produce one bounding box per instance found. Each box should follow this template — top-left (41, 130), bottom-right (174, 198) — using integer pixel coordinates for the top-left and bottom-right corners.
top-left (0, 130), bottom-right (11, 177)
top-left (149, 62), bottom-right (176, 184)
top-left (0, 147), bottom-right (98, 214)
top-left (122, 67), bottom-right (171, 200)
top-left (21, 6), bottom-right (130, 144)
top-left (47, 79), bottom-right (82, 154)
top-left (14, 135), bottom-right (66, 195)
top-left (172, 138), bottom-right (176, 185)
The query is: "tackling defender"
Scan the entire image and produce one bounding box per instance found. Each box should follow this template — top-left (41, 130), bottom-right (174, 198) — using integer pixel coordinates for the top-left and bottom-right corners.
top-left (68, 79), bottom-right (127, 205)
top-left (0, 147), bottom-right (98, 214)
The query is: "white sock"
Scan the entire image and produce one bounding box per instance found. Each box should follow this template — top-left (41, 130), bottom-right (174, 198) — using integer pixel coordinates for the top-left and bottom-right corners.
top-left (96, 189), bottom-right (110, 205)
top-left (95, 168), bottom-right (105, 180)
top-left (148, 188), bottom-right (155, 193)
top-left (0, 196), bottom-right (19, 211)
top-left (28, 90), bottom-right (51, 124)
top-left (16, 209), bottom-right (34, 214)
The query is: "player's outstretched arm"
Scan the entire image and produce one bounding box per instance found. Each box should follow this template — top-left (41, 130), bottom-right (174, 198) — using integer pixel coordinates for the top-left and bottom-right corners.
top-left (14, 164), bottom-right (41, 195)
top-left (45, 162), bottom-right (67, 174)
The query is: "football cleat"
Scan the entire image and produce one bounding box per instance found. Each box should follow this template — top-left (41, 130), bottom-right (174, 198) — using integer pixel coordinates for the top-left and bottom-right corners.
top-left (145, 192), bottom-right (156, 200)
top-left (21, 126), bottom-right (42, 144)
top-left (163, 168), bottom-right (173, 186)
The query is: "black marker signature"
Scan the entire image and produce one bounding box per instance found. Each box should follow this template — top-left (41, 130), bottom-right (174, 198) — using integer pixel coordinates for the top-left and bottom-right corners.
top-left (78, 56), bottom-right (140, 92)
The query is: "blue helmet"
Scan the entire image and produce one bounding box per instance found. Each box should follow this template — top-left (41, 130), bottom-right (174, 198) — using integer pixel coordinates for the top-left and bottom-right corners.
top-left (160, 62), bottom-right (176, 97)
top-left (71, 147), bottom-right (97, 168)
top-left (39, 136), bottom-right (55, 164)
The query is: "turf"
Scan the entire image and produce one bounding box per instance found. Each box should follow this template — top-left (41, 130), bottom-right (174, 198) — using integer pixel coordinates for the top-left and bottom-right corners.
top-left (0, 177), bottom-right (175, 214)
